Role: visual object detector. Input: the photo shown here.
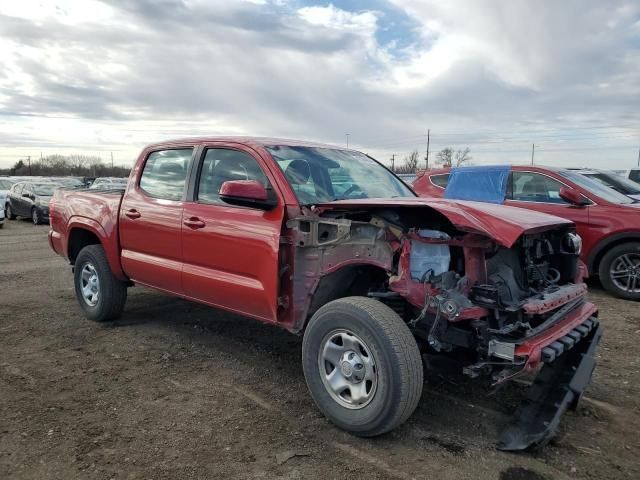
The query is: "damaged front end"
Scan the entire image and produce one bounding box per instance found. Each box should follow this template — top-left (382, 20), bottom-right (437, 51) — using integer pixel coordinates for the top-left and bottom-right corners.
top-left (285, 201), bottom-right (601, 451)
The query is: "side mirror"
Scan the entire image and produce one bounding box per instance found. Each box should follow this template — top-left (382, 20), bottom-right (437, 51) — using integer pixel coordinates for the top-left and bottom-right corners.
top-left (219, 180), bottom-right (277, 210)
top-left (559, 186), bottom-right (589, 206)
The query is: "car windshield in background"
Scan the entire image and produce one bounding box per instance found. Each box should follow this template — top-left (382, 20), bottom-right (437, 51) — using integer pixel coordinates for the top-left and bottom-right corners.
top-left (33, 184), bottom-right (59, 196)
top-left (559, 171), bottom-right (635, 204)
top-left (0, 179), bottom-right (12, 189)
top-left (583, 172), bottom-right (640, 195)
top-left (267, 146), bottom-right (414, 204)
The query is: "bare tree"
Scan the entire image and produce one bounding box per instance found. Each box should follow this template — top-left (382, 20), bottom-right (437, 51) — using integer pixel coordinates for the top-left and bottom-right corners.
top-left (454, 147), bottom-right (471, 166)
top-left (436, 147), bottom-right (454, 167)
top-left (436, 147), bottom-right (471, 167)
top-left (393, 150), bottom-right (419, 173)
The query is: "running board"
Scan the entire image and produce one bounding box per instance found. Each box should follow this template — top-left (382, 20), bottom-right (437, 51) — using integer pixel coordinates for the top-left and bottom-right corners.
top-left (497, 318), bottom-right (602, 451)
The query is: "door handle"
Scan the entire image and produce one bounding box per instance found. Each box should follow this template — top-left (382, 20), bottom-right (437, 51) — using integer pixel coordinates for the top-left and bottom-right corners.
top-left (125, 209), bottom-right (141, 219)
top-left (184, 217), bottom-right (205, 229)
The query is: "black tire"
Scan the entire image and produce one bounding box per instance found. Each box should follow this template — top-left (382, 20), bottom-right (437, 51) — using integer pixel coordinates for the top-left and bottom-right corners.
top-left (6, 204), bottom-right (16, 220)
top-left (74, 244), bottom-right (128, 321)
top-left (31, 207), bottom-right (40, 225)
top-left (599, 242), bottom-right (640, 300)
top-left (302, 296), bottom-right (423, 437)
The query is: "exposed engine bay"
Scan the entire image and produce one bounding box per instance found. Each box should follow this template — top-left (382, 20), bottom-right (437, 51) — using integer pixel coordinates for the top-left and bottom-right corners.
top-left (285, 204), bottom-right (600, 450)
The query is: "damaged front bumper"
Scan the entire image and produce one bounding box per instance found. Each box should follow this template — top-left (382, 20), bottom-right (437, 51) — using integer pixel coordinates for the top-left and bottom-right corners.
top-left (498, 318), bottom-right (602, 451)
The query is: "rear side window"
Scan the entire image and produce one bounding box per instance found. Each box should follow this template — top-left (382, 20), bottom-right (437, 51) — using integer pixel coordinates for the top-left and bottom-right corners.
top-left (139, 149), bottom-right (193, 200)
top-left (12, 183), bottom-right (23, 195)
top-left (430, 174), bottom-right (450, 188)
top-left (197, 148), bottom-right (269, 205)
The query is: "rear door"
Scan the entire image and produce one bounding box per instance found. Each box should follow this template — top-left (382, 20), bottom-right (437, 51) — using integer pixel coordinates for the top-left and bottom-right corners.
top-left (505, 170), bottom-right (591, 232)
top-left (119, 147), bottom-right (194, 294)
top-left (8, 183), bottom-right (23, 215)
top-left (181, 145), bottom-right (285, 322)
top-left (16, 184), bottom-right (32, 216)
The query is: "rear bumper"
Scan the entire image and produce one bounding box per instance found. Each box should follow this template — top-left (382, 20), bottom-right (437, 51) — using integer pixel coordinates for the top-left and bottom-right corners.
top-left (48, 230), bottom-right (64, 257)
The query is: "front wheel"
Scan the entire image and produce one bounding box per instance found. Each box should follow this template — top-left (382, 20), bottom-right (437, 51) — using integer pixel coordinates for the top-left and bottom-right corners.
top-left (599, 242), bottom-right (640, 300)
top-left (74, 244), bottom-right (128, 321)
top-left (302, 297), bottom-right (423, 437)
top-left (6, 204), bottom-right (16, 220)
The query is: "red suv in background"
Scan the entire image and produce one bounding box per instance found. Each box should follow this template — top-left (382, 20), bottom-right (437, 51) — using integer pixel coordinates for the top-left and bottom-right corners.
top-left (413, 165), bottom-right (640, 300)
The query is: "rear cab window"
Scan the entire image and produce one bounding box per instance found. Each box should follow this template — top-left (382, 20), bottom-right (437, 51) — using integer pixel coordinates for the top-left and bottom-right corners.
top-left (139, 149), bottom-right (193, 200)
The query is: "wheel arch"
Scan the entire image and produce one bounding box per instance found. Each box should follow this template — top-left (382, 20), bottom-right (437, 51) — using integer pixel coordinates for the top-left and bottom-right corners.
top-left (67, 217), bottom-right (127, 281)
top-left (297, 262), bottom-right (390, 333)
top-left (588, 232), bottom-right (640, 274)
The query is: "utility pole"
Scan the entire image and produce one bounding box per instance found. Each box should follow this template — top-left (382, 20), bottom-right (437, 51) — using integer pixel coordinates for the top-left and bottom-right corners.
top-left (345, 133), bottom-right (350, 149)
top-left (531, 144), bottom-right (535, 166)
top-left (111, 152), bottom-right (114, 174)
top-left (28, 155), bottom-right (31, 175)
top-left (391, 154), bottom-right (395, 172)
top-left (637, 147), bottom-right (639, 167)
top-left (425, 129), bottom-right (430, 169)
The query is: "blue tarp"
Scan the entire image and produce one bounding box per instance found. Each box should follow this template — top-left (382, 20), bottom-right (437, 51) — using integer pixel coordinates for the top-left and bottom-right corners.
top-left (444, 165), bottom-right (510, 204)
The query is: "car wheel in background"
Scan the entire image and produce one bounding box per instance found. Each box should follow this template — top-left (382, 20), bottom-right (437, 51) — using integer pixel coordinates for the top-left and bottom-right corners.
top-left (599, 242), bottom-right (640, 300)
top-left (6, 204), bottom-right (16, 220)
top-left (302, 296), bottom-right (423, 437)
top-left (74, 244), bottom-right (128, 322)
top-left (31, 208), bottom-right (40, 225)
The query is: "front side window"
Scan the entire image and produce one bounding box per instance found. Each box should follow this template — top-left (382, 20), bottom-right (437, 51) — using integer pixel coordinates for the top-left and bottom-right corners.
top-left (139, 149), bottom-right (192, 200)
top-left (266, 146), bottom-right (414, 205)
top-left (628, 170), bottom-right (640, 182)
top-left (12, 183), bottom-right (24, 195)
top-left (509, 172), bottom-right (568, 204)
top-left (197, 148), bottom-right (269, 205)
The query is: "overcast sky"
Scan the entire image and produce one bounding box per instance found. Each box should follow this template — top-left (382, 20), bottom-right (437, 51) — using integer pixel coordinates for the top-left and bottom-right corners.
top-left (0, 0), bottom-right (638, 169)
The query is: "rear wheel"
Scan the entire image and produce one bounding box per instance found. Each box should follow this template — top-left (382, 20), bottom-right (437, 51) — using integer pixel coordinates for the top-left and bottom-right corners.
top-left (599, 242), bottom-right (640, 300)
top-left (302, 297), bottom-right (423, 436)
top-left (6, 204), bottom-right (16, 220)
top-left (74, 244), bottom-right (128, 321)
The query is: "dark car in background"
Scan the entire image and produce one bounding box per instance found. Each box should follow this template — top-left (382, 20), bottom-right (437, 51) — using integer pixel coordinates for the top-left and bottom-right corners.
top-left (6, 181), bottom-right (62, 225)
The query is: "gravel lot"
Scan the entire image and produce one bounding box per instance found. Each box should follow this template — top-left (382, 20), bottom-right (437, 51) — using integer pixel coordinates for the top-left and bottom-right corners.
top-left (1, 219), bottom-right (639, 480)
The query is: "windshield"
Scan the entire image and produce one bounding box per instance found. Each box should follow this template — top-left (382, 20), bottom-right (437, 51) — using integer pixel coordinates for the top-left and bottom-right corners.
top-left (583, 172), bottom-right (640, 195)
top-left (33, 184), bottom-right (59, 196)
top-left (0, 179), bottom-right (12, 189)
top-left (559, 171), bottom-right (635, 204)
top-left (267, 146), bottom-right (414, 204)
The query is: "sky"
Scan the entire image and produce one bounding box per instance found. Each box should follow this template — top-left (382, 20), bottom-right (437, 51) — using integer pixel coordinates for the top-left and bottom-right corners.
top-left (0, 0), bottom-right (638, 170)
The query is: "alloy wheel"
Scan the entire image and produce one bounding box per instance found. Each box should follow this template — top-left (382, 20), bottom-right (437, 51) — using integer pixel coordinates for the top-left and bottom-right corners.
top-left (610, 253), bottom-right (640, 293)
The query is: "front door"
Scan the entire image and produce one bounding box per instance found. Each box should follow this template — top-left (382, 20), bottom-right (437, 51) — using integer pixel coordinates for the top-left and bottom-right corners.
top-left (181, 146), bottom-right (285, 322)
top-left (119, 148), bottom-right (194, 294)
top-left (505, 171), bottom-right (591, 234)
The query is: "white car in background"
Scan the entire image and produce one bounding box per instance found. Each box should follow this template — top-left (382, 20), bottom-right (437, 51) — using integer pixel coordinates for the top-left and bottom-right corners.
top-left (0, 178), bottom-right (16, 228)
top-left (89, 177), bottom-right (128, 189)
top-left (611, 168), bottom-right (640, 183)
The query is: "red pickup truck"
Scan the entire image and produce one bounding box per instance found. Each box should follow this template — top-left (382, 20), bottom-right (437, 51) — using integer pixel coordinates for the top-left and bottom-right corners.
top-left (49, 137), bottom-right (601, 450)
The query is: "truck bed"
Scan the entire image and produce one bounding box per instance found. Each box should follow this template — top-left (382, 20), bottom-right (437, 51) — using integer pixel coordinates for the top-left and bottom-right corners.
top-left (49, 187), bottom-right (127, 279)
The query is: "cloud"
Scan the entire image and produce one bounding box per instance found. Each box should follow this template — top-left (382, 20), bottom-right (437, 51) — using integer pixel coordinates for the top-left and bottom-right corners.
top-left (0, 0), bottom-right (638, 168)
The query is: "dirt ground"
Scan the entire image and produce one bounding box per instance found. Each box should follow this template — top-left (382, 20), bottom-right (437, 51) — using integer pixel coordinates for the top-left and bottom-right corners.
top-left (1, 220), bottom-right (638, 480)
